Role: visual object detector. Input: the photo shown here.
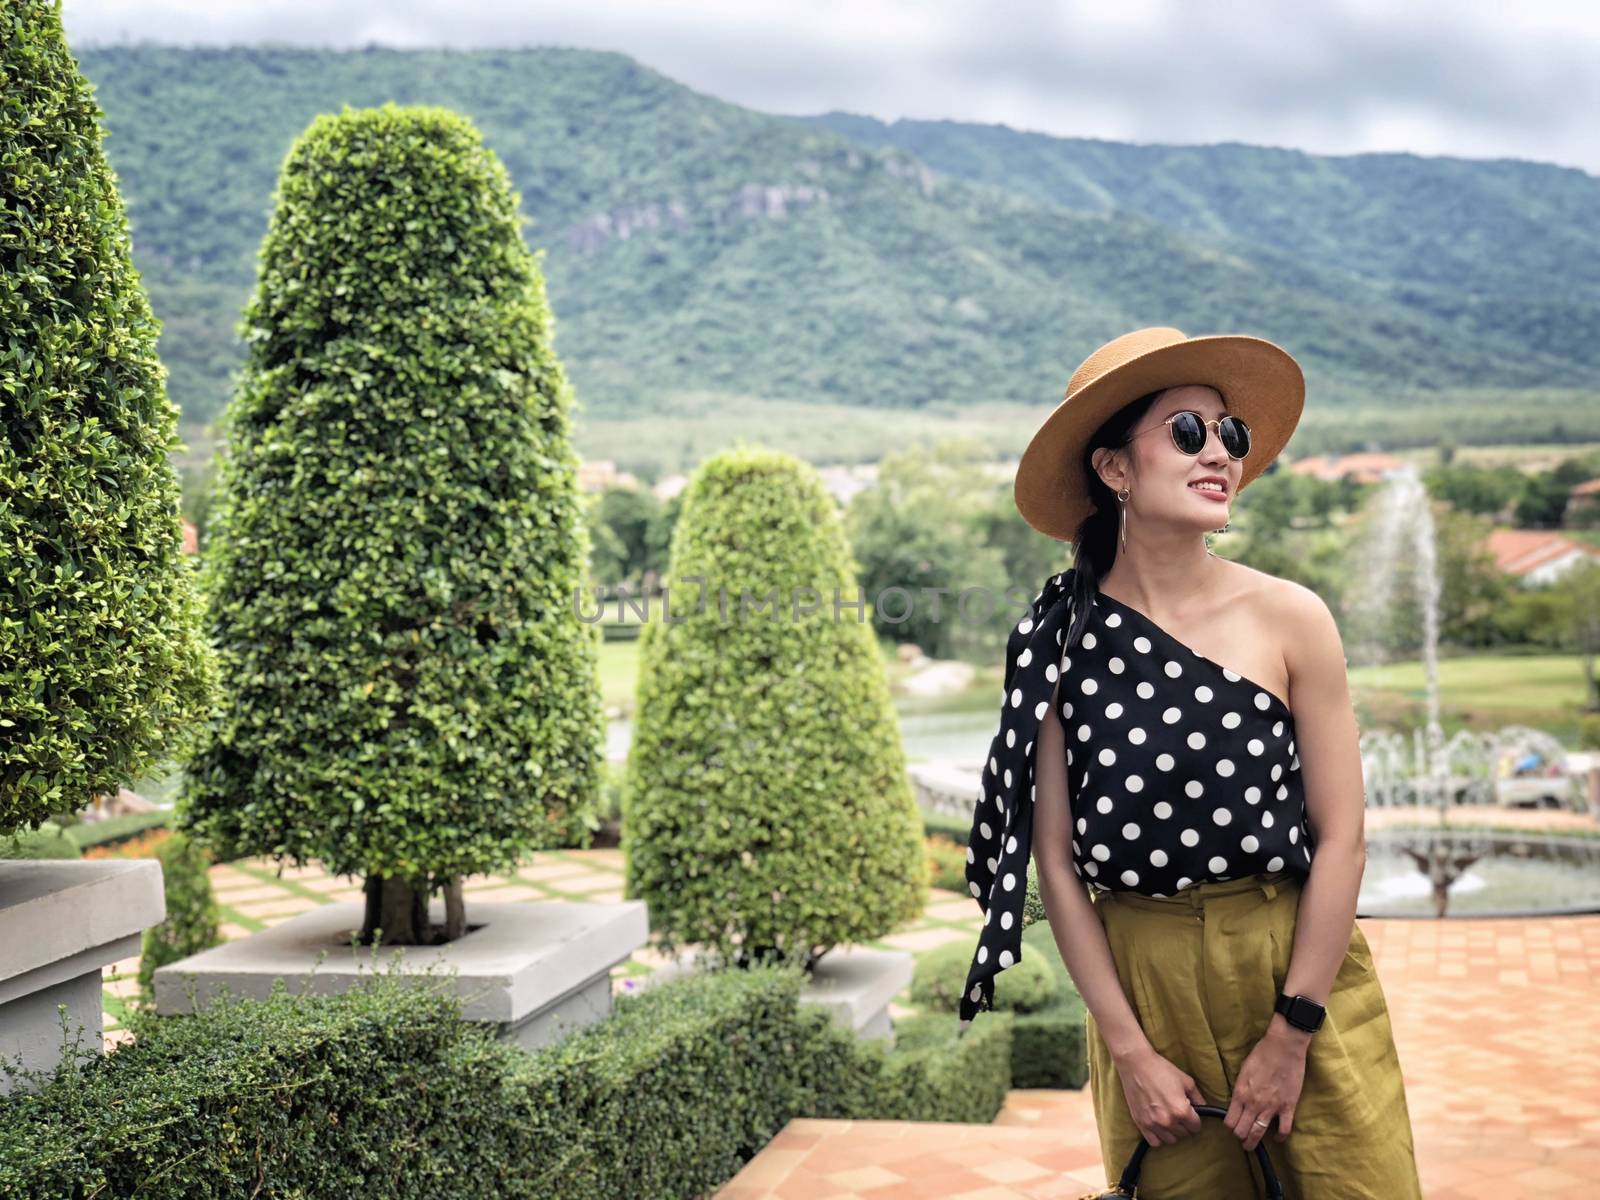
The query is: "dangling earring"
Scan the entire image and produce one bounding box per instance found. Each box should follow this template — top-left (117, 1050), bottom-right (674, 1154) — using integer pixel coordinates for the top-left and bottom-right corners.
top-left (1116, 485), bottom-right (1130, 552)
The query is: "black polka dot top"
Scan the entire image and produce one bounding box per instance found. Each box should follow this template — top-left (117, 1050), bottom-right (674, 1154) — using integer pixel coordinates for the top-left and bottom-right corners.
top-left (959, 567), bottom-right (1315, 1026)
top-left (1065, 586), bottom-right (1315, 897)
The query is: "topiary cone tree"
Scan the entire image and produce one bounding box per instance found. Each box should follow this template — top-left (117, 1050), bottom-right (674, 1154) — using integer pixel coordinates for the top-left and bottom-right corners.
top-left (623, 445), bottom-right (927, 970)
top-left (177, 103), bottom-right (605, 945)
top-left (1, 0), bottom-right (216, 837)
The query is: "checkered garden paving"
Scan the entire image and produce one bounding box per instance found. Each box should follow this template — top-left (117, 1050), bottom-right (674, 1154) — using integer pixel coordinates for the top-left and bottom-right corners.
top-left (99, 833), bottom-right (1600, 1199)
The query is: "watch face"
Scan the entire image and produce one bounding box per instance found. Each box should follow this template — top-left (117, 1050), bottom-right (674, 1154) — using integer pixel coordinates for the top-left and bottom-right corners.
top-left (1287, 996), bottom-right (1325, 1028)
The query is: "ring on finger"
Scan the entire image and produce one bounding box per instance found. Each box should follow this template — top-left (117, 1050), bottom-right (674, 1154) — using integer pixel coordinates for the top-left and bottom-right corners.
top-left (1252, 1116), bottom-right (1270, 1128)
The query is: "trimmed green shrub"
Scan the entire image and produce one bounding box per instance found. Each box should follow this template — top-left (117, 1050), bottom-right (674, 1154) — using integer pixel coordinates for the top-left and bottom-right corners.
top-left (910, 936), bottom-right (1059, 1014)
top-left (0, 960), bottom-right (1012, 1199)
top-left (176, 103), bottom-right (604, 940)
top-left (623, 445), bottom-right (927, 966)
top-left (0, 0), bottom-right (215, 837)
top-left (137, 831), bottom-right (222, 996)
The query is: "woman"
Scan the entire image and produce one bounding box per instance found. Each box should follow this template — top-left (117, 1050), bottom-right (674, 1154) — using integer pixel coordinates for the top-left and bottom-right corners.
top-left (960, 327), bottom-right (1423, 1199)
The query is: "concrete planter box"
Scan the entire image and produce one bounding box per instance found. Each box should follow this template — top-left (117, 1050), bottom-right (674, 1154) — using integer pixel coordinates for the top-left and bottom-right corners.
top-left (153, 897), bottom-right (650, 1051)
top-left (0, 859), bottom-right (166, 1095)
top-left (799, 945), bottom-right (914, 1046)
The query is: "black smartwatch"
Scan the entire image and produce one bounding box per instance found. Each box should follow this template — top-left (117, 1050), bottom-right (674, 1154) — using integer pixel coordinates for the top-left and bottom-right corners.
top-left (1274, 991), bottom-right (1326, 1033)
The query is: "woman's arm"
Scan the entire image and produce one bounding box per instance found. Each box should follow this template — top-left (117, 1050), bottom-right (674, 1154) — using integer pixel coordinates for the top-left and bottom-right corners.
top-left (1032, 678), bottom-right (1154, 1063)
top-left (1265, 584), bottom-right (1369, 1049)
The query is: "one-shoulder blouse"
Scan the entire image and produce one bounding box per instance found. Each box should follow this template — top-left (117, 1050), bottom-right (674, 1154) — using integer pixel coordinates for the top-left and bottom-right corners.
top-left (1062, 589), bottom-right (1315, 897)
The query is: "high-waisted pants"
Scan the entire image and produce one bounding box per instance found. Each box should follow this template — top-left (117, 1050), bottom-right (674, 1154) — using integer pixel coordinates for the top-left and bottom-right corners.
top-left (1084, 870), bottom-right (1424, 1199)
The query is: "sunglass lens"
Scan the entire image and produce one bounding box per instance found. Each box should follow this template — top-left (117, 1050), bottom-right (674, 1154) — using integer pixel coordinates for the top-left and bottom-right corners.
top-left (1220, 416), bottom-right (1251, 459)
top-left (1170, 411), bottom-right (1206, 454)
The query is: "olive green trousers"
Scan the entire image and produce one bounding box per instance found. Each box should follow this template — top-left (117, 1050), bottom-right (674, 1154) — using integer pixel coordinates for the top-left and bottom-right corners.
top-left (1084, 871), bottom-right (1424, 1199)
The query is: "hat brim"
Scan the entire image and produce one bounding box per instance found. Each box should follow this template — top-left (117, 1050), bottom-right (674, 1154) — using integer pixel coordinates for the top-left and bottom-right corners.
top-left (1015, 334), bottom-right (1305, 542)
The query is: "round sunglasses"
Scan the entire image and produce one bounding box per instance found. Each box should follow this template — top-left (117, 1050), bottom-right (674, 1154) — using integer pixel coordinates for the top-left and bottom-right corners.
top-left (1127, 411), bottom-right (1251, 460)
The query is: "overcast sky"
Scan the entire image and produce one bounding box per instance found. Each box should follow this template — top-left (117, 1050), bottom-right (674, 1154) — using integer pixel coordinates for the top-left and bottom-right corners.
top-left (61, 0), bottom-right (1600, 177)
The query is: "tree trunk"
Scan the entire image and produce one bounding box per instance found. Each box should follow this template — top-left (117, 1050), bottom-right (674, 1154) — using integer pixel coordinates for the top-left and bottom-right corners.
top-left (360, 873), bottom-right (430, 945)
top-left (443, 878), bottom-right (465, 940)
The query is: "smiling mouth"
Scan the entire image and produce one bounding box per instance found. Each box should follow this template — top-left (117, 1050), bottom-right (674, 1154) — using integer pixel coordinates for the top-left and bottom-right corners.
top-left (1189, 483), bottom-right (1228, 499)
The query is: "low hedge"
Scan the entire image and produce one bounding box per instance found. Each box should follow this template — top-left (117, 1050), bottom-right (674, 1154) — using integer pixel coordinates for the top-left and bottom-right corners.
top-left (0, 956), bottom-right (1013, 1198)
top-left (65, 809), bottom-right (170, 851)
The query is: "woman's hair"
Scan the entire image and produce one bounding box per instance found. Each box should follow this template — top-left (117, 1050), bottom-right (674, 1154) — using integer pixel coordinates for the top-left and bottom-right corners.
top-left (1063, 387), bottom-right (1168, 649)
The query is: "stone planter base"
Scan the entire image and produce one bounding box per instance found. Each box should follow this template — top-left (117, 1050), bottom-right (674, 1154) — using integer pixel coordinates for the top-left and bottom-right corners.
top-left (0, 860), bottom-right (166, 1095)
top-left (800, 945), bottom-right (914, 1046)
top-left (153, 898), bottom-right (650, 1050)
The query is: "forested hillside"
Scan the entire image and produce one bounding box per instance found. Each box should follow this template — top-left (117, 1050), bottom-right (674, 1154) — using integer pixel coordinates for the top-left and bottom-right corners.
top-left (71, 45), bottom-right (1600, 442)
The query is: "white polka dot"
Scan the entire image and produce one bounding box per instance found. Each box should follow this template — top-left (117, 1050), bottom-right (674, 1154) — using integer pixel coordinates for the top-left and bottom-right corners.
top-left (1104, 701), bottom-right (1124, 719)
top-left (1108, 656), bottom-right (1125, 673)
top-left (1000, 910), bottom-right (1013, 929)
top-left (971, 983), bottom-right (982, 1000)
top-left (1136, 681), bottom-right (1156, 699)
top-left (1277, 784), bottom-right (1289, 800)
top-left (1105, 613), bottom-right (1122, 627)
top-left (969, 881), bottom-right (980, 897)
top-left (1261, 811), bottom-right (1275, 828)
top-left (1254, 692), bottom-right (1270, 710)
top-left (966, 847), bottom-right (975, 864)
top-left (1163, 706), bottom-right (1183, 724)
top-left (977, 945), bottom-right (987, 963)
top-left (1120, 869), bottom-right (1140, 887)
top-left (1080, 677), bottom-right (1099, 695)
top-left (1006, 728), bottom-right (1016, 748)
top-left (1271, 763), bottom-right (1283, 781)
top-left (1045, 663), bottom-right (1058, 682)
top-left (1185, 780), bottom-right (1204, 798)
top-left (1092, 844), bottom-right (1110, 861)
top-left (1002, 872), bottom-right (1016, 890)
top-left (1077, 724), bottom-right (1091, 741)
top-left (1006, 835), bottom-right (1017, 853)
top-left (1010, 687), bottom-right (1022, 707)
top-left (1180, 828), bottom-right (1200, 847)
top-left (1156, 753), bottom-right (1175, 770)
top-left (1267, 856), bottom-right (1283, 871)
top-left (1215, 759), bottom-right (1234, 777)
top-left (1018, 617), bottom-right (1033, 635)
top-left (1034, 700), bottom-right (1049, 720)
top-left (1085, 861), bottom-right (1099, 876)
top-left (1134, 635), bottom-right (1151, 653)
top-left (998, 948), bottom-right (1014, 967)
top-left (1164, 660), bottom-right (1183, 678)
top-left (1097, 747), bottom-right (1117, 766)
top-left (1153, 801), bottom-right (1173, 819)
top-left (1121, 822), bottom-right (1140, 839)
top-left (1018, 648), bottom-right (1033, 668)
top-left (1076, 817), bottom-right (1087, 834)
top-left (1176, 876), bottom-right (1192, 890)
top-left (1247, 738), bottom-right (1264, 756)
top-left (1245, 786), bottom-right (1261, 804)
top-left (1273, 721), bottom-right (1285, 737)
top-left (1241, 835), bottom-right (1259, 852)
top-left (1003, 769), bottom-right (1012, 788)
top-left (1149, 848), bottom-right (1168, 867)
top-left (1194, 685), bottom-right (1213, 702)
top-left (1187, 730), bottom-right (1207, 749)
top-left (1127, 727), bottom-right (1147, 745)
top-left (1221, 711), bottom-right (1242, 729)
top-left (1096, 796), bottom-right (1113, 814)
top-left (1208, 855), bottom-right (1228, 873)
top-left (1082, 632), bottom-right (1097, 649)
top-left (1212, 807), bottom-right (1232, 826)
top-left (1289, 825), bottom-right (1299, 844)
top-left (1125, 775), bottom-right (1144, 793)
top-left (980, 822), bottom-right (993, 839)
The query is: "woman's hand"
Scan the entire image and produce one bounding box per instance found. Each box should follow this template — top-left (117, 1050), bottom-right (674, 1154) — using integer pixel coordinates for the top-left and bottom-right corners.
top-left (1116, 1045), bottom-right (1208, 1146)
top-left (1225, 1019), bottom-right (1310, 1151)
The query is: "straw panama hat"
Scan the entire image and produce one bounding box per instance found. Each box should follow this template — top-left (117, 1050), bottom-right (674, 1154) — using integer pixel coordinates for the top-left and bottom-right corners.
top-left (1015, 326), bottom-right (1306, 541)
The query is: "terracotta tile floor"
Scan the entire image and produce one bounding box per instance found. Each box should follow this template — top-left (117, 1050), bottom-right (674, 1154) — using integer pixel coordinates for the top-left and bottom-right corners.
top-left (716, 911), bottom-right (1600, 1199)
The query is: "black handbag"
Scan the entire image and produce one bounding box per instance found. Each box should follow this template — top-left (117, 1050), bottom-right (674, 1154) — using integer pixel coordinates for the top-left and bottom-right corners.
top-left (1078, 1102), bottom-right (1284, 1199)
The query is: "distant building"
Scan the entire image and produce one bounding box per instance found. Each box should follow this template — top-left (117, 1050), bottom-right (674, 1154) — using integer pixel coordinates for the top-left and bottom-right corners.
top-left (1286, 452), bottom-right (1408, 484)
top-left (1484, 528), bottom-right (1600, 586)
top-left (652, 473), bottom-right (689, 503)
top-left (1565, 478), bottom-right (1600, 528)
top-left (576, 459), bottom-right (641, 494)
top-left (180, 517), bottom-right (198, 555)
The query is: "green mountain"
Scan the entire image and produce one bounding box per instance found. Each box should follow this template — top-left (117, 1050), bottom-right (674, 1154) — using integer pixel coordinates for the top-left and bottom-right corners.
top-left (69, 45), bottom-right (1599, 443)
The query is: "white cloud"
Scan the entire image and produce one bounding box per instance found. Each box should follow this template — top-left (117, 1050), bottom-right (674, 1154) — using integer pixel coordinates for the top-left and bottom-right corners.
top-left (59, 0), bottom-right (1600, 174)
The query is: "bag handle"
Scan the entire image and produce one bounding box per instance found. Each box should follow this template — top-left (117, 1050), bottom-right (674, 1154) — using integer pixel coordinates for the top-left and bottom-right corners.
top-left (1084, 1103), bottom-right (1285, 1199)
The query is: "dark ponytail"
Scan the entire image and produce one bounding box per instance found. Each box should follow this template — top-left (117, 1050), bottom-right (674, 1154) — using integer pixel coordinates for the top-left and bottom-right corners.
top-left (1063, 388), bottom-right (1168, 650)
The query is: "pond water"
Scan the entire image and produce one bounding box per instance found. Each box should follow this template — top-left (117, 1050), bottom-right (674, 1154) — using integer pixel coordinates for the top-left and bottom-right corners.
top-left (1356, 830), bottom-right (1600, 917)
